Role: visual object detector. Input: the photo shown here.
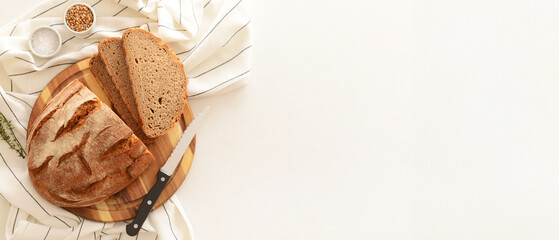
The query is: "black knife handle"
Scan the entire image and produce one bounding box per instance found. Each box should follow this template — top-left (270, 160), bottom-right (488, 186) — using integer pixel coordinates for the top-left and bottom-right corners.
top-left (126, 170), bottom-right (170, 236)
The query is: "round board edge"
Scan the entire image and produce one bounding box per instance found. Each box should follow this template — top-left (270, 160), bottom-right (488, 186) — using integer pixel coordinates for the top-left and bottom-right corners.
top-left (27, 57), bottom-right (195, 222)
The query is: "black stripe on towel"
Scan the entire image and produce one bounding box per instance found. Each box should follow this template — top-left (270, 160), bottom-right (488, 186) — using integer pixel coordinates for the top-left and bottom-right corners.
top-left (0, 92), bottom-right (26, 131)
top-left (9, 70), bottom-right (36, 78)
top-left (192, 45), bottom-right (251, 78)
top-left (30, 90), bottom-right (42, 95)
top-left (83, 41), bottom-right (101, 48)
top-left (190, 69), bottom-right (250, 97)
top-left (0, 192), bottom-right (9, 203)
top-left (183, 0), bottom-right (243, 62)
top-left (191, 0), bottom-right (199, 30)
top-left (84, 25), bottom-right (141, 39)
top-left (15, 57), bottom-right (33, 65)
top-left (91, 0), bottom-right (102, 7)
top-left (5, 93), bottom-right (32, 109)
top-left (223, 20), bottom-right (250, 47)
top-left (9, 63), bottom-right (74, 77)
top-left (175, 45), bottom-right (194, 55)
top-left (12, 208), bottom-right (19, 234)
top-left (162, 204), bottom-right (178, 240)
top-left (32, 0), bottom-right (70, 19)
top-left (179, 0), bottom-right (182, 24)
top-left (113, 6), bottom-right (128, 16)
top-left (9, 25), bottom-right (17, 36)
top-left (43, 227), bottom-right (51, 240)
top-left (62, 36), bottom-right (75, 45)
top-left (76, 220), bottom-right (84, 239)
top-left (0, 152), bottom-right (72, 227)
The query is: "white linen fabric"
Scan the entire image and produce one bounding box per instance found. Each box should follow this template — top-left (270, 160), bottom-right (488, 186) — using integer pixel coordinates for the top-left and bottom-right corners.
top-left (0, 0), bottom-right (251, 239)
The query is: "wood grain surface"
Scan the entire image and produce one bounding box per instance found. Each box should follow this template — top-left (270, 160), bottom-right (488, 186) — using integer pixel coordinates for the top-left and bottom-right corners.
top-left (26, 58), bottom-right (195, 222)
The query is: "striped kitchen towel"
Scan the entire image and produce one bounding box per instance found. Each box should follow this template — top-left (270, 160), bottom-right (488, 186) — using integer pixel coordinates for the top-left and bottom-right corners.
top-left (0, 0), bottom-right (251, 239)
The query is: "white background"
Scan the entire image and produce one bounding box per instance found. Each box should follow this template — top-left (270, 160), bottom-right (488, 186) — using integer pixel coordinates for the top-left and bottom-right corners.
top-left (4, 0), bottom-right (559, 239)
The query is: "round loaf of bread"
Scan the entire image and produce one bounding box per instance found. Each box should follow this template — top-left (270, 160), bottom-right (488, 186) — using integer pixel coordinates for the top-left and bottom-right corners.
top-left (27, 80), bottom-right (155, 208)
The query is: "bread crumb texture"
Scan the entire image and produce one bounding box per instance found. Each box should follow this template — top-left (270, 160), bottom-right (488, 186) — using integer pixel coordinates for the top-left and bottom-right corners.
top-left (90, 54), bottom-right (155, 144)
top-left (123, 28), bottom-right (187, 138)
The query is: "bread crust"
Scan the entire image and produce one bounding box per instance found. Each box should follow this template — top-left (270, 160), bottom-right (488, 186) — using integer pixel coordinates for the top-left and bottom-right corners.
top-left (27, 80), bottom-right (154, 207)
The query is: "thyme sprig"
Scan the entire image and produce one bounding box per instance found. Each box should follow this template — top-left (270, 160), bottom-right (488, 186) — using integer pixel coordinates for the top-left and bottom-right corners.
top-left (0, 112), bottom-right (25, 158)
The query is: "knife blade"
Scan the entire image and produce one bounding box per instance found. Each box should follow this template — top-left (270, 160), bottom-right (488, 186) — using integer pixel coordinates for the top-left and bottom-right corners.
top-left (126, 106), bottom-right (210, 236)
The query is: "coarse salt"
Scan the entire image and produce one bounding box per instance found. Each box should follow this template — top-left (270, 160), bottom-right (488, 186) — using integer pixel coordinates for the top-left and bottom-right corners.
top-left (31, 28), bottom-right (59, 56)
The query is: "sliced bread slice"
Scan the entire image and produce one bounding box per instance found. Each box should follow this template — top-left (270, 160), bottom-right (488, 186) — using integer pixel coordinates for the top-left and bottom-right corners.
top-left (97, 38), bottom-right (143, 130)
top-left (122, 28), bottom-right (187, 138)
top-left (89, 54), bottom-right (154, 144)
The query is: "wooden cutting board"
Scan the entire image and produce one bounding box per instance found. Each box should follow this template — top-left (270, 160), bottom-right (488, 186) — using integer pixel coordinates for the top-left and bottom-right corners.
top-left (27, 58), bottom-right (195, 222)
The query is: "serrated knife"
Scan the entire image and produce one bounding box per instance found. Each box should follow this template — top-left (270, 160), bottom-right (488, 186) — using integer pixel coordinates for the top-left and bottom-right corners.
top-left (126, 106), bottom-right (210, 236)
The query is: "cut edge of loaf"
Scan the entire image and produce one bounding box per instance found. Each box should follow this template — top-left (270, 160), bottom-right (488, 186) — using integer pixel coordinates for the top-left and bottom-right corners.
top-left (97, 37), bottom-right (144, 130)
top-left (89, 54), bottom-right (155, 144)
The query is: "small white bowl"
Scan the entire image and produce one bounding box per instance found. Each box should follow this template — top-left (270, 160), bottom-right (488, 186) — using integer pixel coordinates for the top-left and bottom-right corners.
top-left (64, 3), bottom-right (96, 38)
top-left (28, 26), bottom-right (62, 58)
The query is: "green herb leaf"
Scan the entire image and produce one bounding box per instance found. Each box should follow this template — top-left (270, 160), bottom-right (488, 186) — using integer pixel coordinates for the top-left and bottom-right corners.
top-left (0, 112), bottom-right (26, 158)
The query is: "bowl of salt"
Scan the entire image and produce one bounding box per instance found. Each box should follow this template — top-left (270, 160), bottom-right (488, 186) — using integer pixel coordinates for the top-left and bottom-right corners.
top-left (28, 26), bottom-right (62, 58)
